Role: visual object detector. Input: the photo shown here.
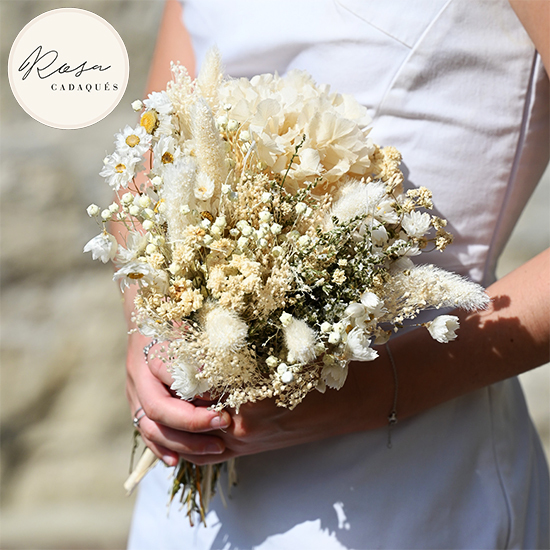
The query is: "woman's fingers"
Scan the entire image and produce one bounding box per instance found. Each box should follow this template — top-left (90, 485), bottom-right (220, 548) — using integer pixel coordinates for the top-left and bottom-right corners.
top-left (137, 416), bottom-right (227, 456)
top-left (146, 344), bottom-right (174, 387)
top-left (135, 361), bottom-right (231, 433)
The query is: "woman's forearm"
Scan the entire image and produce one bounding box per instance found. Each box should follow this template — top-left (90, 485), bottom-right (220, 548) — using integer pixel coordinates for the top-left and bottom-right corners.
top-left (359, 248), bottom-right (550, 428)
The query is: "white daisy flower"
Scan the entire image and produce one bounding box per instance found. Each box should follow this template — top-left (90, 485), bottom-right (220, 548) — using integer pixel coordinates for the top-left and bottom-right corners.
top-left (153, 135), bottom-right (181, 167)
top-left (113, 261), bottom-right (168, 293)
top-left (360, 292), bottom-right (385, 317)
top-left (100, 152), bottom-right (142, 190)
top-left (83, 232), bottom-right (117, 263)
top-left (115, 125), bottom-right (152, 157)
top-left (194, 172), bottom-right (216, 201)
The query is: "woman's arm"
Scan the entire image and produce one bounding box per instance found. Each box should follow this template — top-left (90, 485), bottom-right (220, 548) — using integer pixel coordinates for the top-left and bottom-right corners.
top-left (510, 0), bottom-right (550, 70)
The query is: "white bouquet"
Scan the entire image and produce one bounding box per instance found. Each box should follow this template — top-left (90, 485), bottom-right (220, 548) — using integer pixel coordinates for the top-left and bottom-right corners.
top-left (85, 49), bottom-right (489, 522)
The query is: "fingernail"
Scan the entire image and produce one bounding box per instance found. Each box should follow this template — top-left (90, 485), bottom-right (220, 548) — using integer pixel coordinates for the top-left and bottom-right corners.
top-left (205, 443), bottom-right (223, 454)
top-left (210, 414), bottom-right (230, 430)
top-left (163, 455), bottom-right (178, 467)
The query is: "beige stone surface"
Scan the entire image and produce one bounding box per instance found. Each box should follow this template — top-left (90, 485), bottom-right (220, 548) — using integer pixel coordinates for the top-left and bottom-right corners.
top-left (1, 2), bottom-right (548, 549)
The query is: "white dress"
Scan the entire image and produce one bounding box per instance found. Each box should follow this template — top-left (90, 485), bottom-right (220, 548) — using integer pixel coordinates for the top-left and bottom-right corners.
top-left (128, 1), bottom-right (550, 548)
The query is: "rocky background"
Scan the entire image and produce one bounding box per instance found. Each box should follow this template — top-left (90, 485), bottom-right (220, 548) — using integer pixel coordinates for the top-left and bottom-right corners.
top-left (1, 2), bottom-right (548, 549)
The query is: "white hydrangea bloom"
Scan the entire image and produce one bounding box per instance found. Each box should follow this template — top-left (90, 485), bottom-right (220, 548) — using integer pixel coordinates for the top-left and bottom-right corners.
top-left (83, 232), bottom-right (117, 263)
top-left (426, 315), bottom-right (460, 343)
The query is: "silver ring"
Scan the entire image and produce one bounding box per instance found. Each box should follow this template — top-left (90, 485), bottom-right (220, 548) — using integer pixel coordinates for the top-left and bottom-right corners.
top-left (133, 406), bottom-right (146, 429)
top-left (143, 338), bottom-right (159, 363)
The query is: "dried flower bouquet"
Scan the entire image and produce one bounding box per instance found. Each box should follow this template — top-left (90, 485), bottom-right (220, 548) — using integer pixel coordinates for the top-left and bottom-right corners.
top-left (85, 49), bottom-right (489, 523)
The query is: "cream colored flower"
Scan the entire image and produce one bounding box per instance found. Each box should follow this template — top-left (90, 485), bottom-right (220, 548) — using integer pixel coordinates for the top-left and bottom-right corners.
top-left (283, 317), bottom-right (317, 364)
top-left (170, 354), bottom-right (211, 400)
top-left (344, 328), bottom-right (378, 361)
top-left (83, 232), bottom-right (117, 263)
top-left (426, 315), bottom-right (460, 343)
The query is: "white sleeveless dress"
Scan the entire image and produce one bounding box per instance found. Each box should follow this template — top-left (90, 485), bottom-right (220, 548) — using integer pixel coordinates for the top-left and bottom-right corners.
top-left (128, 1), bottom-right (550, 548)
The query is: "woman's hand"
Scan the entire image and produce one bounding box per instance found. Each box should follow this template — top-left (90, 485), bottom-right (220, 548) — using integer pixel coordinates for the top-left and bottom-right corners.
top-left (126, 330), bottom-right (396, 466)
top-left (125, 331), bottom-right (232, 466)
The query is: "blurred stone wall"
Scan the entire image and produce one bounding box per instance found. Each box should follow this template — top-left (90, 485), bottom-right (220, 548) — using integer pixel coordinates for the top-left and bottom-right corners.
top-left (1, 2), bottom-right (548, 549)
top-left (1, 2), bottom-right (163, 548)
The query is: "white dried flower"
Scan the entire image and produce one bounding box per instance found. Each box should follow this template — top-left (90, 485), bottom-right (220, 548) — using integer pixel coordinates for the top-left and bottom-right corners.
top-left (121, 193), bottom-right (134, 205)
top-left (320, 322), bottom-right (332, 333)
top-left (115, 125), bottom-right (152, 157)
top-left (131, 99), bottom-right (143, 111)
top-left (295, 202), bottom-right (307, 214)
top-left (138, 195), bottom-right (152, 208)
top-left (203, 305), bottom-right (248, 352)
top-left (86, 204), bottom-right (100, 217)
top-left (259, 211), bottom-right (272, 223)
top-left (261, 192), bottom-right (272, 203)
top-left (270, 223), bottom-right (282, 235)
top-left (227, 119), bottom-right (239, 132)
top-left (266, 356), bottom-right (278, 368)
top-left (83, 232), bottom-right (118, 263)
top-left (170, 355), bottom-right (211, 400)
top-left (100, 151), bottom-right (141, 190)
top-left (402, 211), bottom-right (432, 238)
top-left (237, 236), bottom-right (249, 249)
top-left (280, 312), bottom-right (293, 327)
top-left (297, 235), bottom-right (310, 248)
top-left (129, 205), bottom-right (141, 217)
top-left (426, 315), bottom-right (460, 343)
top-left (360, 292), bottom-right (385, 317)
top-left (281, 371), bottom-right (295, 384)
top-left (344, 328), bottom-right (378, 361)
top-left (101, 209), bottom-right (111, 221)
top-left (321, 360), bottom-right (348, 390)
top-left (142, 220), bottom-right (154, 231)
top-left (194, 172), bottom-right (216, 201)
top-left (345, 302), bottom-right (366, 318)
top-left (284, 317), bottom-right (317, 364)
top-left (143, 90), bottom-right (174, 116)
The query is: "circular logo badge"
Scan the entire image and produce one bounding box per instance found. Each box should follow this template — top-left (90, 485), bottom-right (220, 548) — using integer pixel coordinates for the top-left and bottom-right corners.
top-left (8, 8), bottom-right (129, 129)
